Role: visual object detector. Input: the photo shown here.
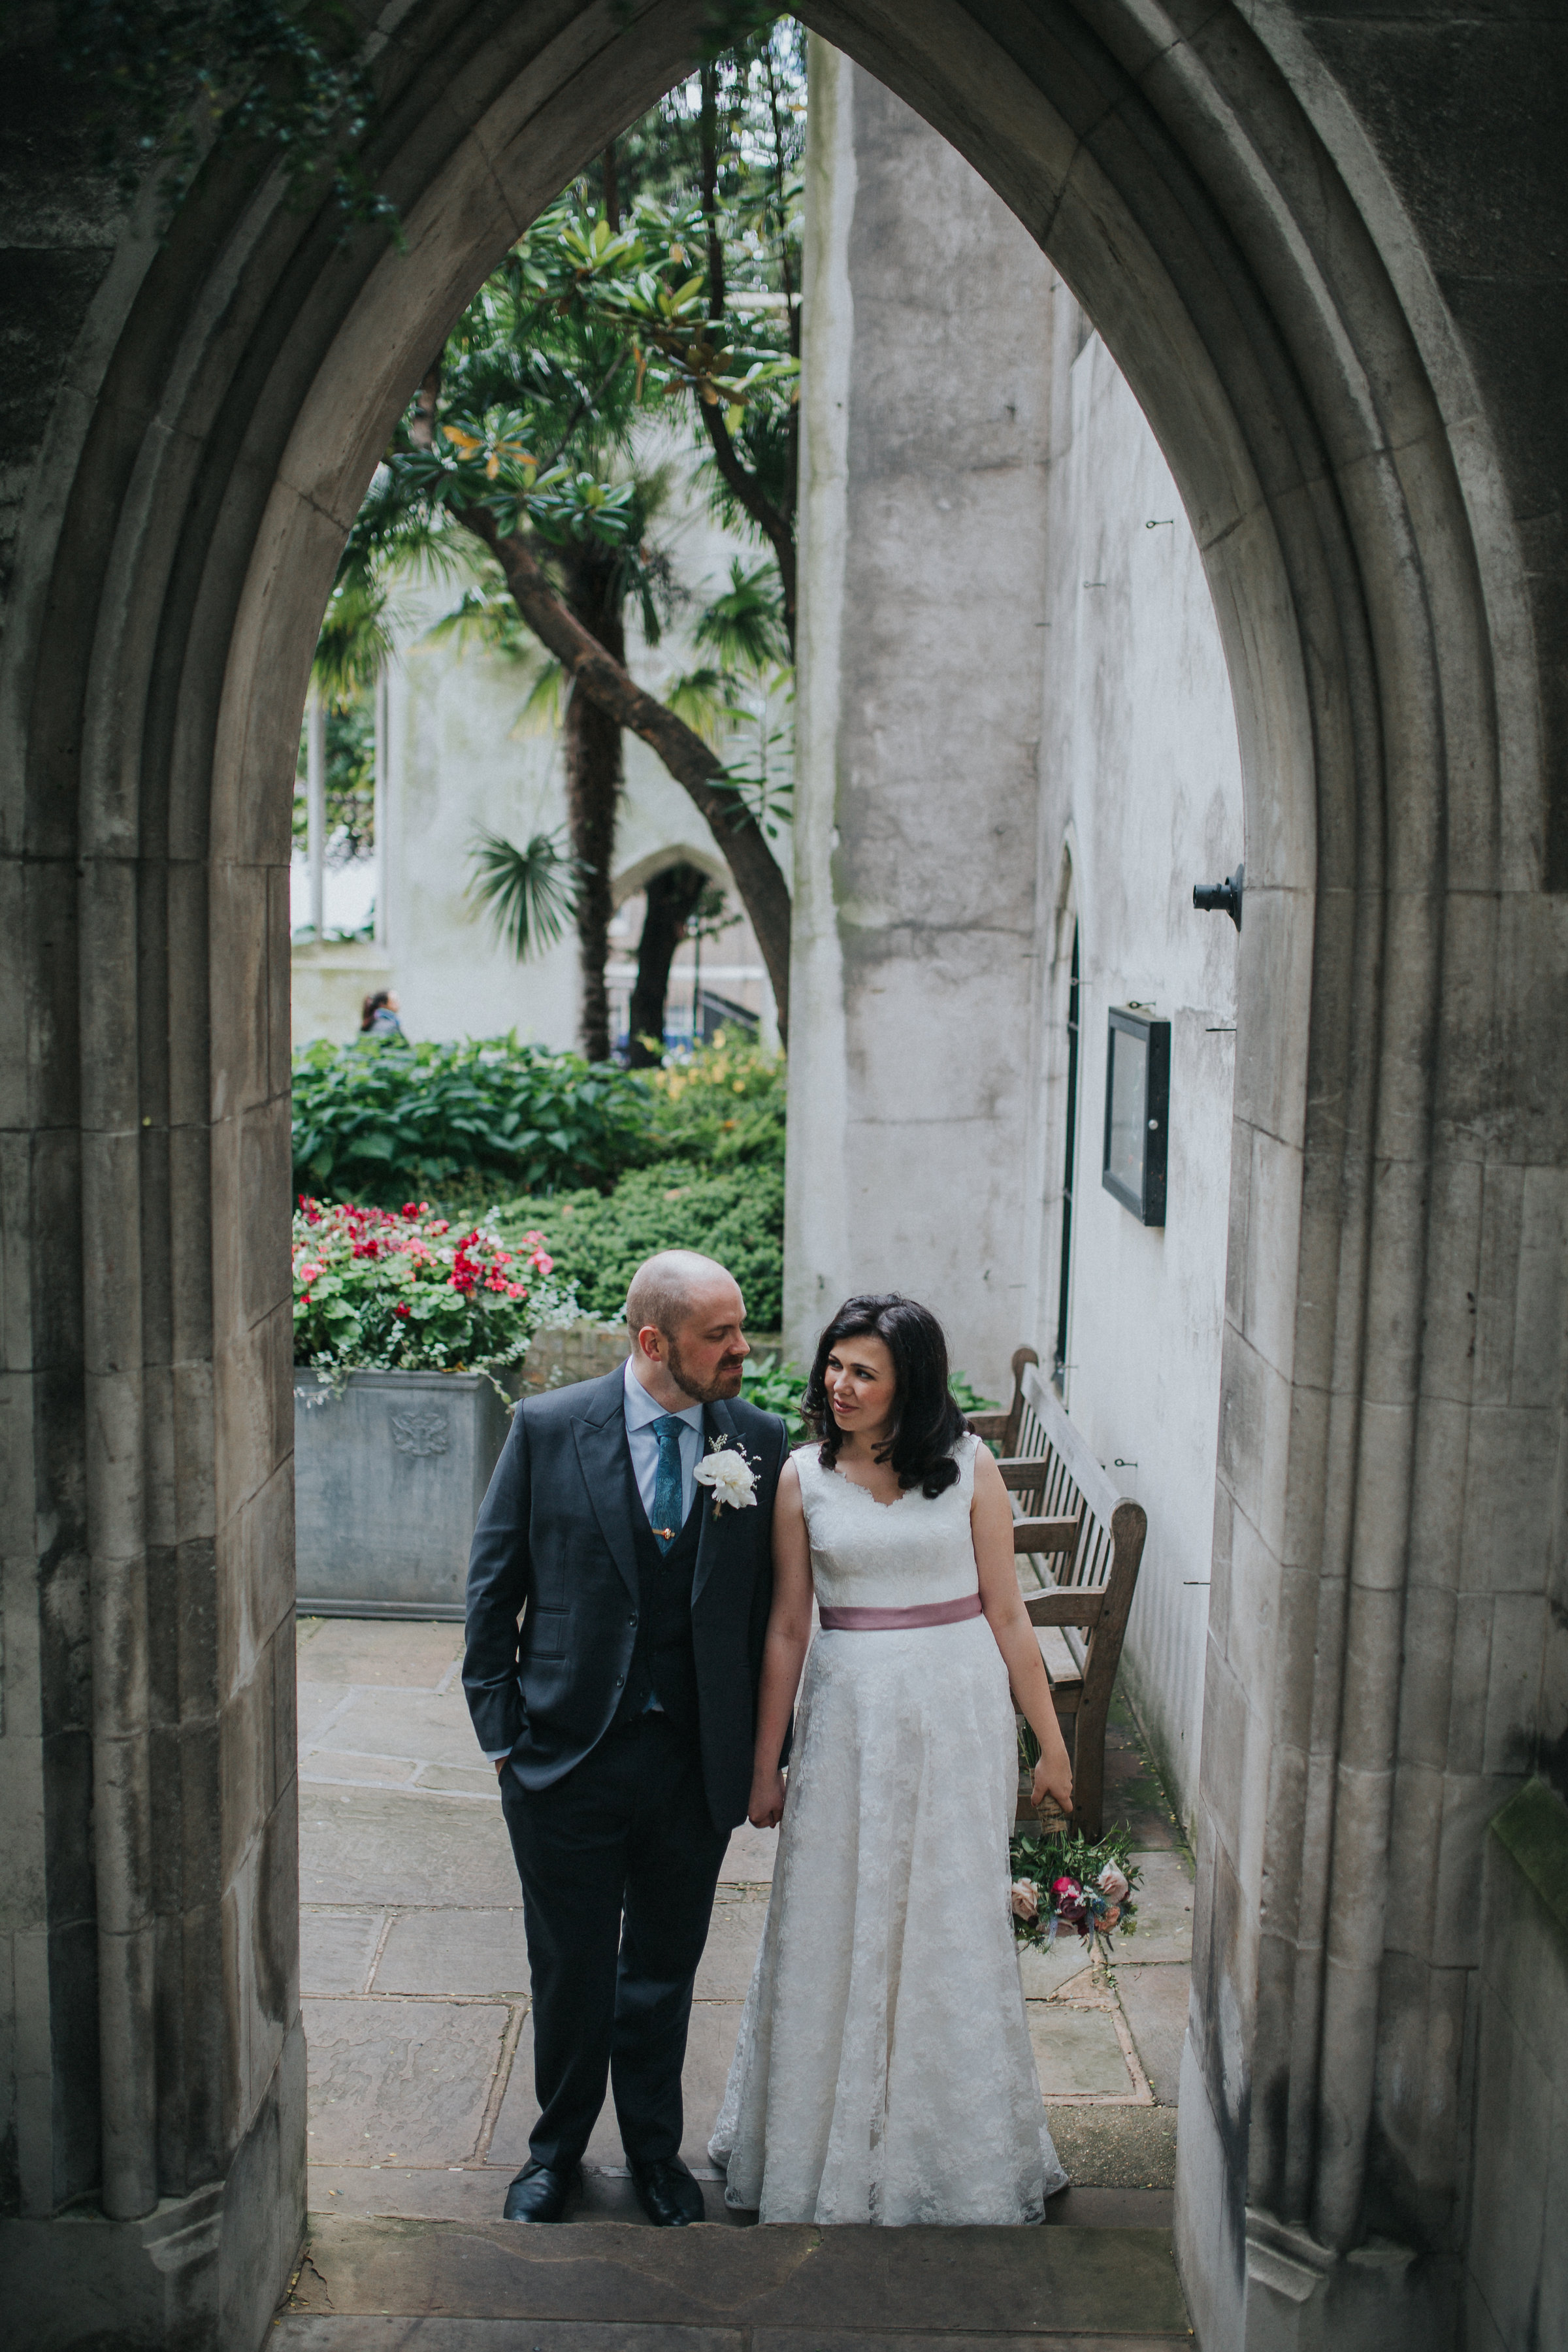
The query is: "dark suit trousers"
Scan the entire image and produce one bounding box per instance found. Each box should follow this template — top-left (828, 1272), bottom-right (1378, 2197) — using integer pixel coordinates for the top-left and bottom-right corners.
top-left (502, 1712), bottom-right (729, 2171)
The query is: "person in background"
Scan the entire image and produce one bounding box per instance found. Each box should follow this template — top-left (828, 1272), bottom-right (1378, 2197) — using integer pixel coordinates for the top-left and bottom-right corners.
top-left (361, 988), bottom-right (404, 1039)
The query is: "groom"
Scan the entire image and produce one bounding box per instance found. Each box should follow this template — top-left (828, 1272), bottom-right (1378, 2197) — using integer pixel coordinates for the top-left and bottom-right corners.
top-left (464, 1249), bottom-right (788, 2226)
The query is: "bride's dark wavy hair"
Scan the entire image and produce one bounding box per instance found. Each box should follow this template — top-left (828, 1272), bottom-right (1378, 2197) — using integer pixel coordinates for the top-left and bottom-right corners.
top-left (802, 1294), bottom-right (969, 1499)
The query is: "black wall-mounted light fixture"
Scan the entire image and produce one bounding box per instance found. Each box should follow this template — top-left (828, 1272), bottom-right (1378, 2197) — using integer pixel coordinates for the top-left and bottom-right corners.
top-left (1102, 1006), bottom-right (1169, 1228)
top-left (1193, 862), bottom-right (1243, 930)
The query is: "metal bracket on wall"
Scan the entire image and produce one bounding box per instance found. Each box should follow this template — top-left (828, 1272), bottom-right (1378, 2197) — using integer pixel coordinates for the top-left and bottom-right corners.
top-left (1193, 862), bottom-right (1243, 930)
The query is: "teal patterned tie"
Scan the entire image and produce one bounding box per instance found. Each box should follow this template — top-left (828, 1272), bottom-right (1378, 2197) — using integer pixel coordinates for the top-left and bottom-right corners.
top-left (651, 1414), bottom-right (685, 1552)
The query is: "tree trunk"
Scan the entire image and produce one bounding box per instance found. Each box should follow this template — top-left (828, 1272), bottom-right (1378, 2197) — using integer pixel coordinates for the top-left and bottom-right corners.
top-left (557, 538), bottom-right (624, 1063)
top-left (459, 506), bottom-right (792, 1041)
top-left (697, 62), bottom-right (796, 659)
top-left (697, 400), bottom-right (797, 657)
top-left (628, 862), bottom-right (708, 1066)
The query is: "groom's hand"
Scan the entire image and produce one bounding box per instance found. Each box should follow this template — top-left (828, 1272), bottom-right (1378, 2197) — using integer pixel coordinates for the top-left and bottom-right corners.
top-left (747, 1767), bottom-right (787, 1829)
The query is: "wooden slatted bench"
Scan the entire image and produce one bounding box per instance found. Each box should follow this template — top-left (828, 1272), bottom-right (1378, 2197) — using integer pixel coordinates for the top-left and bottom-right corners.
top-left (969, 1347), bottom-right (1147, 1839)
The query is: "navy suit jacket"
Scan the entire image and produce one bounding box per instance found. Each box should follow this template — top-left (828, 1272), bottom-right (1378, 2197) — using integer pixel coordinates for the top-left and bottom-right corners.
top-left (463, 1367), bottom-right (789, 1833)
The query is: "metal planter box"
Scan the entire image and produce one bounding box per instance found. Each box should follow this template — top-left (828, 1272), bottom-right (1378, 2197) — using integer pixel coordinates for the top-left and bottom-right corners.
top-left (294, 1368), bottom-right (510, 1618)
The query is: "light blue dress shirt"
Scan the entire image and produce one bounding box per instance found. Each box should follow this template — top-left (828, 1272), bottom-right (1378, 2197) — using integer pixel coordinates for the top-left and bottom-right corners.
top-left (621, 1355), bottom-right (705, 1529)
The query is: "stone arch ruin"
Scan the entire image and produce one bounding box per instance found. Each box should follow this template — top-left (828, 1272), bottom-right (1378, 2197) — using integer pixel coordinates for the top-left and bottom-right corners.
top-left (3, 5), bottom-right (1562, 2345)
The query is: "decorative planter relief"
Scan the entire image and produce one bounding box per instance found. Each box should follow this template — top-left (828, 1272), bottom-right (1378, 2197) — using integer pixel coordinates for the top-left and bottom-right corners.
top-left (390, 1406), bottom-right (451, 1457)
top-left (295, 1368), bottom-right (510, 1618)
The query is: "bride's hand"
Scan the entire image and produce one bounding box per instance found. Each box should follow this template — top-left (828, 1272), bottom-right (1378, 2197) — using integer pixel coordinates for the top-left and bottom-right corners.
top-left (1032, 1751), bottom-right (1073, 1818)
top-left (748, 1767), bottom-right (787, 1829)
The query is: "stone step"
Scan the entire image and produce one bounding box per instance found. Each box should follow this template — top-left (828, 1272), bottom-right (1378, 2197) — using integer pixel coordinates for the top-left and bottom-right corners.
top-left (276, 2213), bottom-right (1192, 2345)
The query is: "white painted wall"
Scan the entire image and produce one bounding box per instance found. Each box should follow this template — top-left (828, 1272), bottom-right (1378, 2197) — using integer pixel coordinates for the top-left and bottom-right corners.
top-left (790, 48), bottom-right (1243, 1831)
top-left (1025, 295), bottom-right (1244, 1827)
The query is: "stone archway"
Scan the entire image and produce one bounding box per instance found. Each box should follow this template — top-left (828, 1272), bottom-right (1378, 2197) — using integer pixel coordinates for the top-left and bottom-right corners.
top-left (3, 7), bottom-right (1561, 2348)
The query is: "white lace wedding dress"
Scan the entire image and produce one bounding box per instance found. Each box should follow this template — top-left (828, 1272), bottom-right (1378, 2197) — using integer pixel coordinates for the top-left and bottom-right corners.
top-left (710, 1432), bottom-right (1068, 2224)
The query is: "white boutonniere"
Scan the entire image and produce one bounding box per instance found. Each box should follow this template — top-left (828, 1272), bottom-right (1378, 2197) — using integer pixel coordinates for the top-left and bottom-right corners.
top-left (694, 1435), bottom-right (760, 1517)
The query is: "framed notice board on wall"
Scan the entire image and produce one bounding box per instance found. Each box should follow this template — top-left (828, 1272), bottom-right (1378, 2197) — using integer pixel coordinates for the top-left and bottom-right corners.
top-left (1102, 1005), bottom-right (1169, 1227)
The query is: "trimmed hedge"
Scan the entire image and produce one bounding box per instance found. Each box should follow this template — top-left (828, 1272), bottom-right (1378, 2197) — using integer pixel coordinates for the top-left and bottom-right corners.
top-left (493, 1160), bottom-right (785, 1330)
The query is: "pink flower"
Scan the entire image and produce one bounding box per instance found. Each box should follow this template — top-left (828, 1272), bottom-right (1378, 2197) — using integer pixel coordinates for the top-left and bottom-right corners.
top-left (1051, 1875), bottom-right (1089, 1935)
top-left (1098, 1863), bottom-right (1130, 1906)
top-left (531, 1250), bottom-right (555, 1274)
top-left (1010, 1880), bottom-right (1039, 1922)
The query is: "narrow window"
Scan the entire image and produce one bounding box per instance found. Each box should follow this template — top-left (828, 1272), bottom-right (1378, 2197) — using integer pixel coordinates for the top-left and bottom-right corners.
top-left (1054, 926), bottom-right (1080, 1389)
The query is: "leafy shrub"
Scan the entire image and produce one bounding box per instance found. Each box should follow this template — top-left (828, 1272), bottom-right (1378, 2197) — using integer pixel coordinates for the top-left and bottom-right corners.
top-left (739, 1352), bottom-right (806, 1437)
top-left (493, 1160), bottom-right (785, 1329)
top-left (292, 1198), bottom-right (578, 1373)
top-left (291, 1035), bottom-right (652, 1202)
top-left (642, 1034), bottom-right (785, 1170)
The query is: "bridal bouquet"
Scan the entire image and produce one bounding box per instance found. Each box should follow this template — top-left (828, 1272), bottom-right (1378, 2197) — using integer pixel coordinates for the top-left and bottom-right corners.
top-left (1007, 1824), bottom-right (1141, 1956)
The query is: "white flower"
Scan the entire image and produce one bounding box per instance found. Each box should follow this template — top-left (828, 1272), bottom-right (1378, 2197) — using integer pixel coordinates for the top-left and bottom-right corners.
top-left (694, 1442), bottom-right (759, 1512)
top-left (1098, 1863), bottom-right (1130, 1905)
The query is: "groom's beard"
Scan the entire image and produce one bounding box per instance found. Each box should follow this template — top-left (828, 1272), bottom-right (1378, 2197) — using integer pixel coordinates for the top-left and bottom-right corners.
top-left (665, 1336), bottom-right (747, 1404)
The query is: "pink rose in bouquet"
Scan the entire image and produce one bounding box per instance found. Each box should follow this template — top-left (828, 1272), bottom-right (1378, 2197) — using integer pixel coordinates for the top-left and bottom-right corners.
top-left (1010, 1880), bottom-right (1039, 1922)
top-left (1098, 1862), bottom-right (1131, 1906)
top-left (1052, 1874), bottom-right (1090, 1935)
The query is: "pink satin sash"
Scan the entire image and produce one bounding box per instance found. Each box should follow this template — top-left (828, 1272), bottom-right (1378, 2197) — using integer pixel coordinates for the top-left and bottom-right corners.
top-left (817, 1592), bottom-right (985, 1631)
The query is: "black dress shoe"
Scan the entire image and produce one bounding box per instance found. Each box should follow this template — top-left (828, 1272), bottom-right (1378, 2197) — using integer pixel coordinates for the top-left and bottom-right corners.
top-left (629, 2155), bottom-right (704, 2227)
top-left (503, 2161), bottom-right (574, 2221)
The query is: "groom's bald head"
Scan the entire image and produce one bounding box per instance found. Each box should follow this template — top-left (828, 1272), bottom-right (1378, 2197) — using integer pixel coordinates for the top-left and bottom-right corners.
top-left (626, 1250), bottom-right (736, 1341)
top-left (626, 1250), bottom-right (748, 1405)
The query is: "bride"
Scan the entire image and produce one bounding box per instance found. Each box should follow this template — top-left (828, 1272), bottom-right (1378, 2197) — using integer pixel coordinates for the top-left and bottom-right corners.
top-left (710, 1294), bottom-right (1074, 2225)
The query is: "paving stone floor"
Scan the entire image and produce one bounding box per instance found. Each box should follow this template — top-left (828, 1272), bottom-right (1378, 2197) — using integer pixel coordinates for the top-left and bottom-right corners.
top-left (278, 1615), bottom-right (1194, 2345)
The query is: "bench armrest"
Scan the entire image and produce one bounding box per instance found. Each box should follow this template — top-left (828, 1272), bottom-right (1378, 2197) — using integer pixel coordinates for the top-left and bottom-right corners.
top-left (1025, 1588), bottom-right (1103, 1629)
top-left (967, 1411), bottom-right (1011, 1440)
top-left (1011, 1516), bottom-right (1080, 1556)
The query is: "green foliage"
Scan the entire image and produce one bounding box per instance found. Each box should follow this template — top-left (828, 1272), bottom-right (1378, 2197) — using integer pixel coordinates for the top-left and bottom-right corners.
top-left (493, 1161), bottom-right (785, 1330)
top-left (693, 559), bottom-right (790, 672)
top-left (739, 1352), bottom-right (805, 1437)
top-left (342, 182), bottom-right (797, 591)
top-left (641, 1034), bottom-right (787, 1168)
top-left (468, 830), bottom-right (584, 960)
top-left (292, 1198), bottom-right (575, 1373)
top-left (291, 1035), bottom-right (653, 1202)
top-left (312, 568), bottom-right (393, 700)
top-left (950, 1370), bottom-right (1000, 1420)
top-left (58, 0), bottom-right (399, 232)
top-left (317, 30), bottom-right (806, 1012)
